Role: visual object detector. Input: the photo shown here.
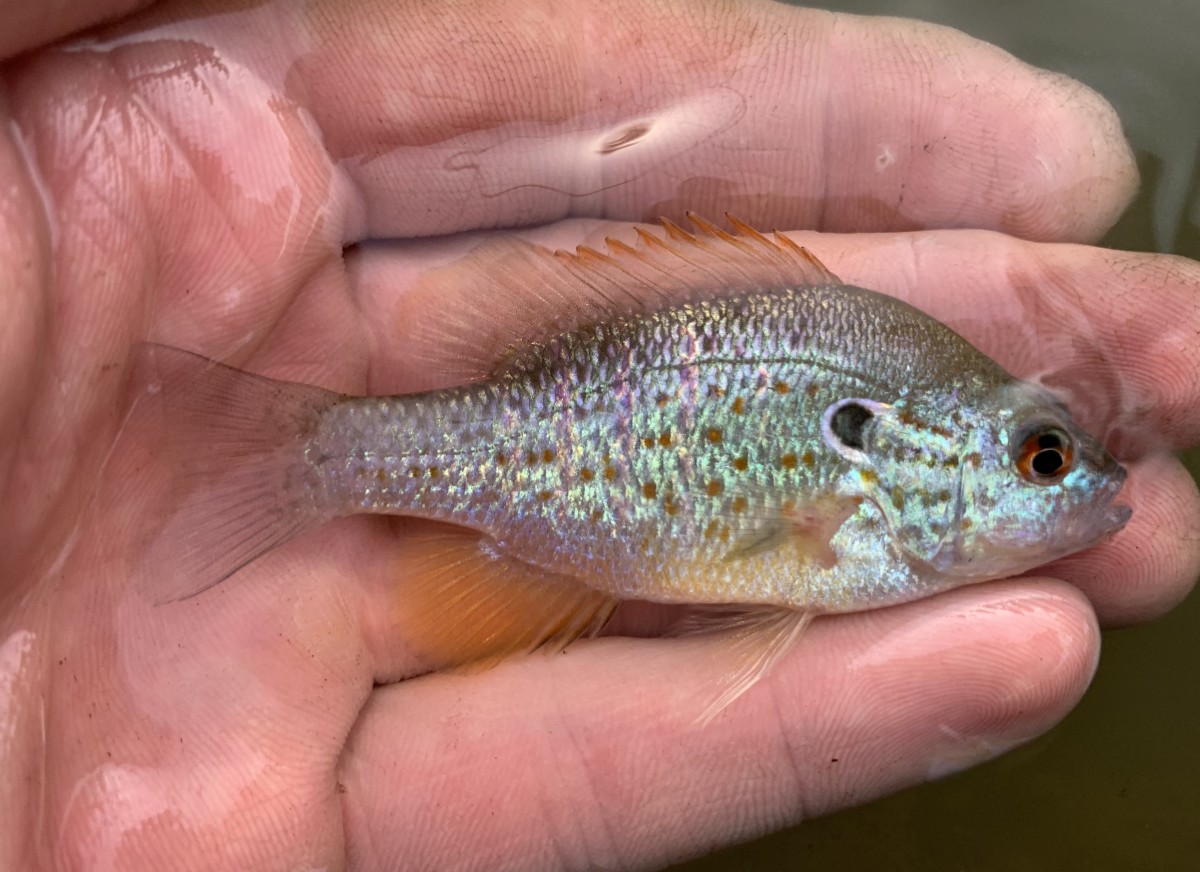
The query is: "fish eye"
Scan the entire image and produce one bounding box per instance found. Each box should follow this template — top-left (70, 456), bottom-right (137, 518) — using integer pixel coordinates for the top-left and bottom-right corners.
top-left (1014, 424), bottom-right (1075, 485)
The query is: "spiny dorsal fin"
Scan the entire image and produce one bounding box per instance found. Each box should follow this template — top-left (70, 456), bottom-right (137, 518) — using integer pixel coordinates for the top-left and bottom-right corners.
top-left (399, 215), bottom-right (842, 384)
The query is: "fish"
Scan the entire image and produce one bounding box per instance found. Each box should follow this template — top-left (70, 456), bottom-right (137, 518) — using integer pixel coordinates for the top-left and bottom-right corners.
top-left (134, 215), bottom-right (1130, 718)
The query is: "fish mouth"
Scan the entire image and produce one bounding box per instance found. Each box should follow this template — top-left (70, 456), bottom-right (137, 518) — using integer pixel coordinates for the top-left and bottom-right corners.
top-left (1059, 462), bottom-right (1131, 549)
top-left (1095, 501), bottom-right (1133, 538)
top-left (937, 458), bottom-right (1132, 579)
top-left (1090, 458), bottom-right (1131, 539)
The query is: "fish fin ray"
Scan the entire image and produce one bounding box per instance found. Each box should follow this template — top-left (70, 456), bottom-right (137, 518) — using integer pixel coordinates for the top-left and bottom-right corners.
top-left (669, 605), bottom-right (814, 725)
top-left (131, 344), bottom-right (339, 603)
top-left (393, 527), bottom-right (619, 671)
top-left (396, 216), bottom-right (842, 383)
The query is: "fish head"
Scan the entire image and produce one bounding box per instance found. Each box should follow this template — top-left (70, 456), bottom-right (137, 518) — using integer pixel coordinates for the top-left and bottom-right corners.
top-left (823, 381), bottom-right (1130, 580)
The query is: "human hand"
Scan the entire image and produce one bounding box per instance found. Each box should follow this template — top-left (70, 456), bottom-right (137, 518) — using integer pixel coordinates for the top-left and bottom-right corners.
top-left (1, 0), bottom-right (1197, 869)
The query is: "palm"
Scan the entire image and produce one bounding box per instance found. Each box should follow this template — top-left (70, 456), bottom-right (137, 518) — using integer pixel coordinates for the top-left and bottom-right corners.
top-left (2, 1), bottom-right (1198, 870)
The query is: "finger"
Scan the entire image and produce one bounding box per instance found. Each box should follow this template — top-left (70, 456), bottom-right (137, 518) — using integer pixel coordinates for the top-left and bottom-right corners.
top-left (0, 0), bottom-right (155, 59)
top-left (338, 581), bottom-right (1099, 870)
top-left (289, 0), bottom-right (1135, 240)
top-left (778, 229), bottom-right (1200, 455)
top-left (60, 0), bottom-right (1135, 244)
top-left (343, 221), bottom-right (1200, 631)
top-left (352, 224), bottom-right (1200, 451)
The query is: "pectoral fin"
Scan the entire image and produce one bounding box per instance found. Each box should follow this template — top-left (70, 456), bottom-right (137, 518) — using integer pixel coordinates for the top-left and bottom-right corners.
top-left (723, 494), bottom-right (862, 569)
top-left (392, 526), bottom-right (619, 671)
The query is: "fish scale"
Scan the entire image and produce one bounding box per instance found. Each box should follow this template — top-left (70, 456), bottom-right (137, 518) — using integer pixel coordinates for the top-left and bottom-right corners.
top-left (138, 217), bottom-right (1129, 707)
top-left (310, 285), bottom-right (1013, 605)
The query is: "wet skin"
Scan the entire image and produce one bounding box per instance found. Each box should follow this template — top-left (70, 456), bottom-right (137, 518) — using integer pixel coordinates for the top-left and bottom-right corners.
top-left (1, 1), bottom-right (1199, 870)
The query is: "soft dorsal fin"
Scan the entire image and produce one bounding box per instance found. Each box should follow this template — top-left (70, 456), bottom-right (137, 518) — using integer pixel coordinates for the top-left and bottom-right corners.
top-left (399, 214), bottom-right (842, 383)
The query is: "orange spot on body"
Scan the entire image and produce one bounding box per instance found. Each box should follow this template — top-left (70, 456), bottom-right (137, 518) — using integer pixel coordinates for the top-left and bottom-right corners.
top-left (580, 467), bottom-right (595, 482)
top-left (801, 450), bottom-right (816, 467)
top-left (604, 465), bottom-right (616, 481)
top-left (543, 448), bottom-right (556, 463)
top-left (526, 451), bottom-right (538, 465)
top-left (733, 456), bottom-right (749, 471)
top-left (538, 490), bottom-right (553, 502)
top-left (781, 453), bottom-right (798, 470)
top-left (643, 482), bottom-right (658, 499)
top-left (643, 436), bottom-right (655, 448)
top-left (707, 428), bottom-right (723, 444)
top-left (495, 452), bottom-right (507, 465)
top-left (732, 397), bottom-right (745, 414)
top-left (658, 432), bottom-right (673, 447)
top-left (429, 466), bottom-right (440, 478)
top-left (774, 381), bottom-right (790, 394)
top-left (706, 480), bottom-right (723, 497)
top-left (376, 469), bottom-right (387, 483)
top-left (664, 497), bottom-right (678, 516)
top-left (731, 496), bottom-right (748, 514)
top-left (806, 382), bottom-right (819, 398)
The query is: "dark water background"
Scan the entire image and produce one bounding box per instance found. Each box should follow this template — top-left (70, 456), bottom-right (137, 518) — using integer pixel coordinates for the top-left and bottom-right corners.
top-left (673, 0), bottom-right (1200, 869)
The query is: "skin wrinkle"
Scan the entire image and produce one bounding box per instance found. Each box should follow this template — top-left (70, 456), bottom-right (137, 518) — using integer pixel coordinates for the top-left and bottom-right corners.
top-left (764, 672), bottom-right (815, 831)
top-left (548, 664), bottom-right (626, 872)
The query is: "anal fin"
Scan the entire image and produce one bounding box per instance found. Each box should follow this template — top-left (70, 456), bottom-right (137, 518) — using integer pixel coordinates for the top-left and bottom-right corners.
top-left (392, 526), bottom-right (619, 671)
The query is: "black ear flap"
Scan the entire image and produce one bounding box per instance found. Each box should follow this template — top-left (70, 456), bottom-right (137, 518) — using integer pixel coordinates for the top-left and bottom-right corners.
top-left (822, 398), bottom-right (889, 463)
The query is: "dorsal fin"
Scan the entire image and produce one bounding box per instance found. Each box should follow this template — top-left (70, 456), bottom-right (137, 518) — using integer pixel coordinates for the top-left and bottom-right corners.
top-left (399, 214), bottom-right (842, 384)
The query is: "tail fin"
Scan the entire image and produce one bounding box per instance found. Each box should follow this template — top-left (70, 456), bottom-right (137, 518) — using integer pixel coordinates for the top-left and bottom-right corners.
top-left (130, 344), bottom-right (343, 603)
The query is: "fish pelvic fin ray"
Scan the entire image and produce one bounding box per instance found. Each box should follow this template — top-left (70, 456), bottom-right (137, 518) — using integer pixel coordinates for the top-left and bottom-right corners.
top-left (399, 215), bottom-right (843, 383)
top-left (131, 344), bottom-right (340, 603)
top-left (669, 605), bottom-right (815, 726)
top-left (393, 527), bottom-right (619, 671)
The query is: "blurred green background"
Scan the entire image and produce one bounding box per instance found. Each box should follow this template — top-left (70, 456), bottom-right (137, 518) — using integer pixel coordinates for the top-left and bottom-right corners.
top-left (673, 0), bottom-right (1200, 869)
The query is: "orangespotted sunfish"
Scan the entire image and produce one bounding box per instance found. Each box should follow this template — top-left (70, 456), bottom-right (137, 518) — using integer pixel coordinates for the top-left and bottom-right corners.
top-left (136, 216), bottom-right (1129, 717)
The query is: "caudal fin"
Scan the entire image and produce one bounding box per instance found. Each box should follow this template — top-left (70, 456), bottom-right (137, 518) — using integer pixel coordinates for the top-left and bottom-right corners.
top-left (130, 344), bottom-right (343, 603)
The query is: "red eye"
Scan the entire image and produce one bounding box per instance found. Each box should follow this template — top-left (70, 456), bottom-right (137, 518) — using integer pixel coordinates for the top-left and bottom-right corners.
top-left (1016, 427), bottom-right (1074, 484)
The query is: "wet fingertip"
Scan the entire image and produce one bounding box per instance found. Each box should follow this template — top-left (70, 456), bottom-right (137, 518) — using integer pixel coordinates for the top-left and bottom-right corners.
top-left (1027, 69), bottom-right (1139, 238)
